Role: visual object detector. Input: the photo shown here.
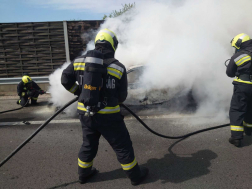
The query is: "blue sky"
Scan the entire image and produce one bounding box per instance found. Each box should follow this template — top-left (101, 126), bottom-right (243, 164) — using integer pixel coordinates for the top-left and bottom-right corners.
top-left (0, 0), bottom-right (136, 23)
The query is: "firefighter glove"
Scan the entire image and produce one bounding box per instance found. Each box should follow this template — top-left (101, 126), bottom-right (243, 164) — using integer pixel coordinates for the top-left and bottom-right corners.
top-left (27, 90), bottom-right (35, 97)
top-left (39, 90), bottom-right (45, 95)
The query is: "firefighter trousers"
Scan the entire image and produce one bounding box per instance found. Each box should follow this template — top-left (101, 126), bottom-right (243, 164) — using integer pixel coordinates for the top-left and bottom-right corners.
top-left (229, 83), bottom-right (252, 139)
top-left (78, 113), bottom-right (141, 180)
top-left (19, 93), bottom-right (39, 106)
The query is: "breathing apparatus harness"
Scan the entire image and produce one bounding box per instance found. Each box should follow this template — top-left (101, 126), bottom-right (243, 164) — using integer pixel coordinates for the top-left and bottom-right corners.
top-left (79, 50), bottom-right (117, 117)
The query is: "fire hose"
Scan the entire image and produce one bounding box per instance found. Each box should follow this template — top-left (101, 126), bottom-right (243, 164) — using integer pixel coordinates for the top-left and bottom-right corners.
top-left (0, 97), bottom-right (230, 167)
top-left (121, 104), bottom-right (229, 139)
top-left (0, 99), bottom-right (30, 114)
top-left (0, 90), bottom-right (46, 114)
top-left (225, 59), bottom-right (230, 67)
top-left (0, 97), bottom-right (78, 167)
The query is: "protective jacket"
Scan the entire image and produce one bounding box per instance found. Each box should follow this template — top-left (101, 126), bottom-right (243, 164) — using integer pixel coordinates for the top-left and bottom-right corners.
top-left (17, 80), bottom-right (41, 97)
top-left (61, 45), bottom-right (128, 115)
top-left (227, 39), bottom-right (252, 139)
top-left (226, 39), bottom-right (252, 84)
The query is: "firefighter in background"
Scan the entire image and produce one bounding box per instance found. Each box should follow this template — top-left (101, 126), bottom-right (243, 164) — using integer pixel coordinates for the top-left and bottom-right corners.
top-left (17, 75), bottom-right (45, 106)
top-left (226, 33), bottom-right (252, 147)
top-left (61, 29), bottom-right (148, 185)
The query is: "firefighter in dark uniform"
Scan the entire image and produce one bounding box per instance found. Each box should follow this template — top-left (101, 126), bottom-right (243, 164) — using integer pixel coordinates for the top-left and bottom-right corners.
top-left (61, 29), bottom-right (148, 185)
top-left (227, 33), bottom-right (252, 147)
top-left (17, 75), bottom-right (45, 106)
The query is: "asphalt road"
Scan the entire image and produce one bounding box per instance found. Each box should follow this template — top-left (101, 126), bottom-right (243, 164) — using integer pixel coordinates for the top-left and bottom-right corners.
top-left (0, 97), bottom-right (252, 189)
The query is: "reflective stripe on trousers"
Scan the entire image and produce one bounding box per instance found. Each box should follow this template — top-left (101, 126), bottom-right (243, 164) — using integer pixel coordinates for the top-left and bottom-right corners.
top-left (230, 125), bottom-right (244, 132)
top-left (78, 158), bottom-right (93, 168)
top-left (121, 158), bottom-right (137, 170)
top-left (243, 121), bottom-right (252, 128)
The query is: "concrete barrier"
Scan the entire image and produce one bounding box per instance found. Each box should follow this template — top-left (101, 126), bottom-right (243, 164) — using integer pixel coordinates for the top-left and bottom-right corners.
top-left (0, 83), bottom-right (50, 95)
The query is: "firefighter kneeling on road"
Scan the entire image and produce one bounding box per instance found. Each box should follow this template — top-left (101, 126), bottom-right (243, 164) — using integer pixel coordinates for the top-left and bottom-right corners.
top-left (61, 28), bottom-right (148, 185)
top-left (227, 33), bottom-right (252, 147)
top-left (17, 75), bottom-right (45, 106)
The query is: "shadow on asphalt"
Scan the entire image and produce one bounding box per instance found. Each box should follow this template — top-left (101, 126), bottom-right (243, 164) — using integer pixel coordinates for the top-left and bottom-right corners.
top-left (94, 138), bottom-right (218, 185)
top-left (30, 101), bottom-right (49, 107)
top-left (20, 101), bottom-right (49, 107)
top-left (144, 149), bottom-right (217, 184)
top-left (140, 138), bottom-right (218, 184)
top-left (243, 135), bottom-right (252, 147)
top-left (48, 139), bottom-right (218, 188)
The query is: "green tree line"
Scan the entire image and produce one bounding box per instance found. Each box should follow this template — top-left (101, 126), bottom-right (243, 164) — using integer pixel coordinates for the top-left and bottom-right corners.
top-left (103, 3), bottom-right (135, 20)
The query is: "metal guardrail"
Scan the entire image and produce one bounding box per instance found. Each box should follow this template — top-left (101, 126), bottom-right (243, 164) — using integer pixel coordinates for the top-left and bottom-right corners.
top-left (0, 77), bottom-right (49, 85)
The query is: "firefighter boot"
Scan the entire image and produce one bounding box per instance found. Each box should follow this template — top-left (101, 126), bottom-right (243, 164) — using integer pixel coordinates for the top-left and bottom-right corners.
top-left (31, 99), bottom-right (38, 105)
top-left (79, 167), bottom-right (98, 184)
top-left (229, 138), bottom-right (242, 147)
top-left (16, 100), bottom-right (21, 105)
top-left (244, 127), bottom-right (252, 136)
top-left (130, 167), bottom-right (149, 186)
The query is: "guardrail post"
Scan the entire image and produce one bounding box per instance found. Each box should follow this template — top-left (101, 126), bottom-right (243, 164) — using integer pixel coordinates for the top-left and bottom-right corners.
top-left (63, 21), bottom-right (70, 62)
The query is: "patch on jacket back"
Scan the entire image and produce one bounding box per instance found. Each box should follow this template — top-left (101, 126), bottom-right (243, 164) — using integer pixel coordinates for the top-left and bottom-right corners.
top-left (84, 84), bottom-right (100, 91)
top-left (106, 78), bottom-right (115, 89)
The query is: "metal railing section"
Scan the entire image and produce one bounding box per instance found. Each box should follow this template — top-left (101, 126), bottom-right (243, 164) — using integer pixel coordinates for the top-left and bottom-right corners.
top-left (0, 77), bottom-right (49, 85)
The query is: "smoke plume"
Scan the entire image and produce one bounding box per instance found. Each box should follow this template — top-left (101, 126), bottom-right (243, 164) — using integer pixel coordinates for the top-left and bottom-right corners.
top-left (49, 0), bottom-right (252, 119)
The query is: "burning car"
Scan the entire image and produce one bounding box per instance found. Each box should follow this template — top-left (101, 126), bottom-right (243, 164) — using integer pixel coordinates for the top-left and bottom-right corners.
top-left (124, 65), bottom-right (196, 108)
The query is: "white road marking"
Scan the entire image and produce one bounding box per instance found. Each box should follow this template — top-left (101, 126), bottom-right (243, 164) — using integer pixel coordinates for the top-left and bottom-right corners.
top-left (0, 114), bottom-right (218, 126)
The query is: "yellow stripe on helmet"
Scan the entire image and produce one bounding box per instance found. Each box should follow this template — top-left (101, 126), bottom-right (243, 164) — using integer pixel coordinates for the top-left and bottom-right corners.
top-left (95, 28), bottom-right (118, 51)
top-left (22, 75), bottom-right (32, 84)
top-left (231, 33), bottom-right (250, 49)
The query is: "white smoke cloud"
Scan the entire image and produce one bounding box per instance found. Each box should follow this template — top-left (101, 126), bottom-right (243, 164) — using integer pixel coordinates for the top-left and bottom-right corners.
top-left (49, 0), bottom-right (252, 119)
top-left (48, 62), bottom-right (79, 116)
